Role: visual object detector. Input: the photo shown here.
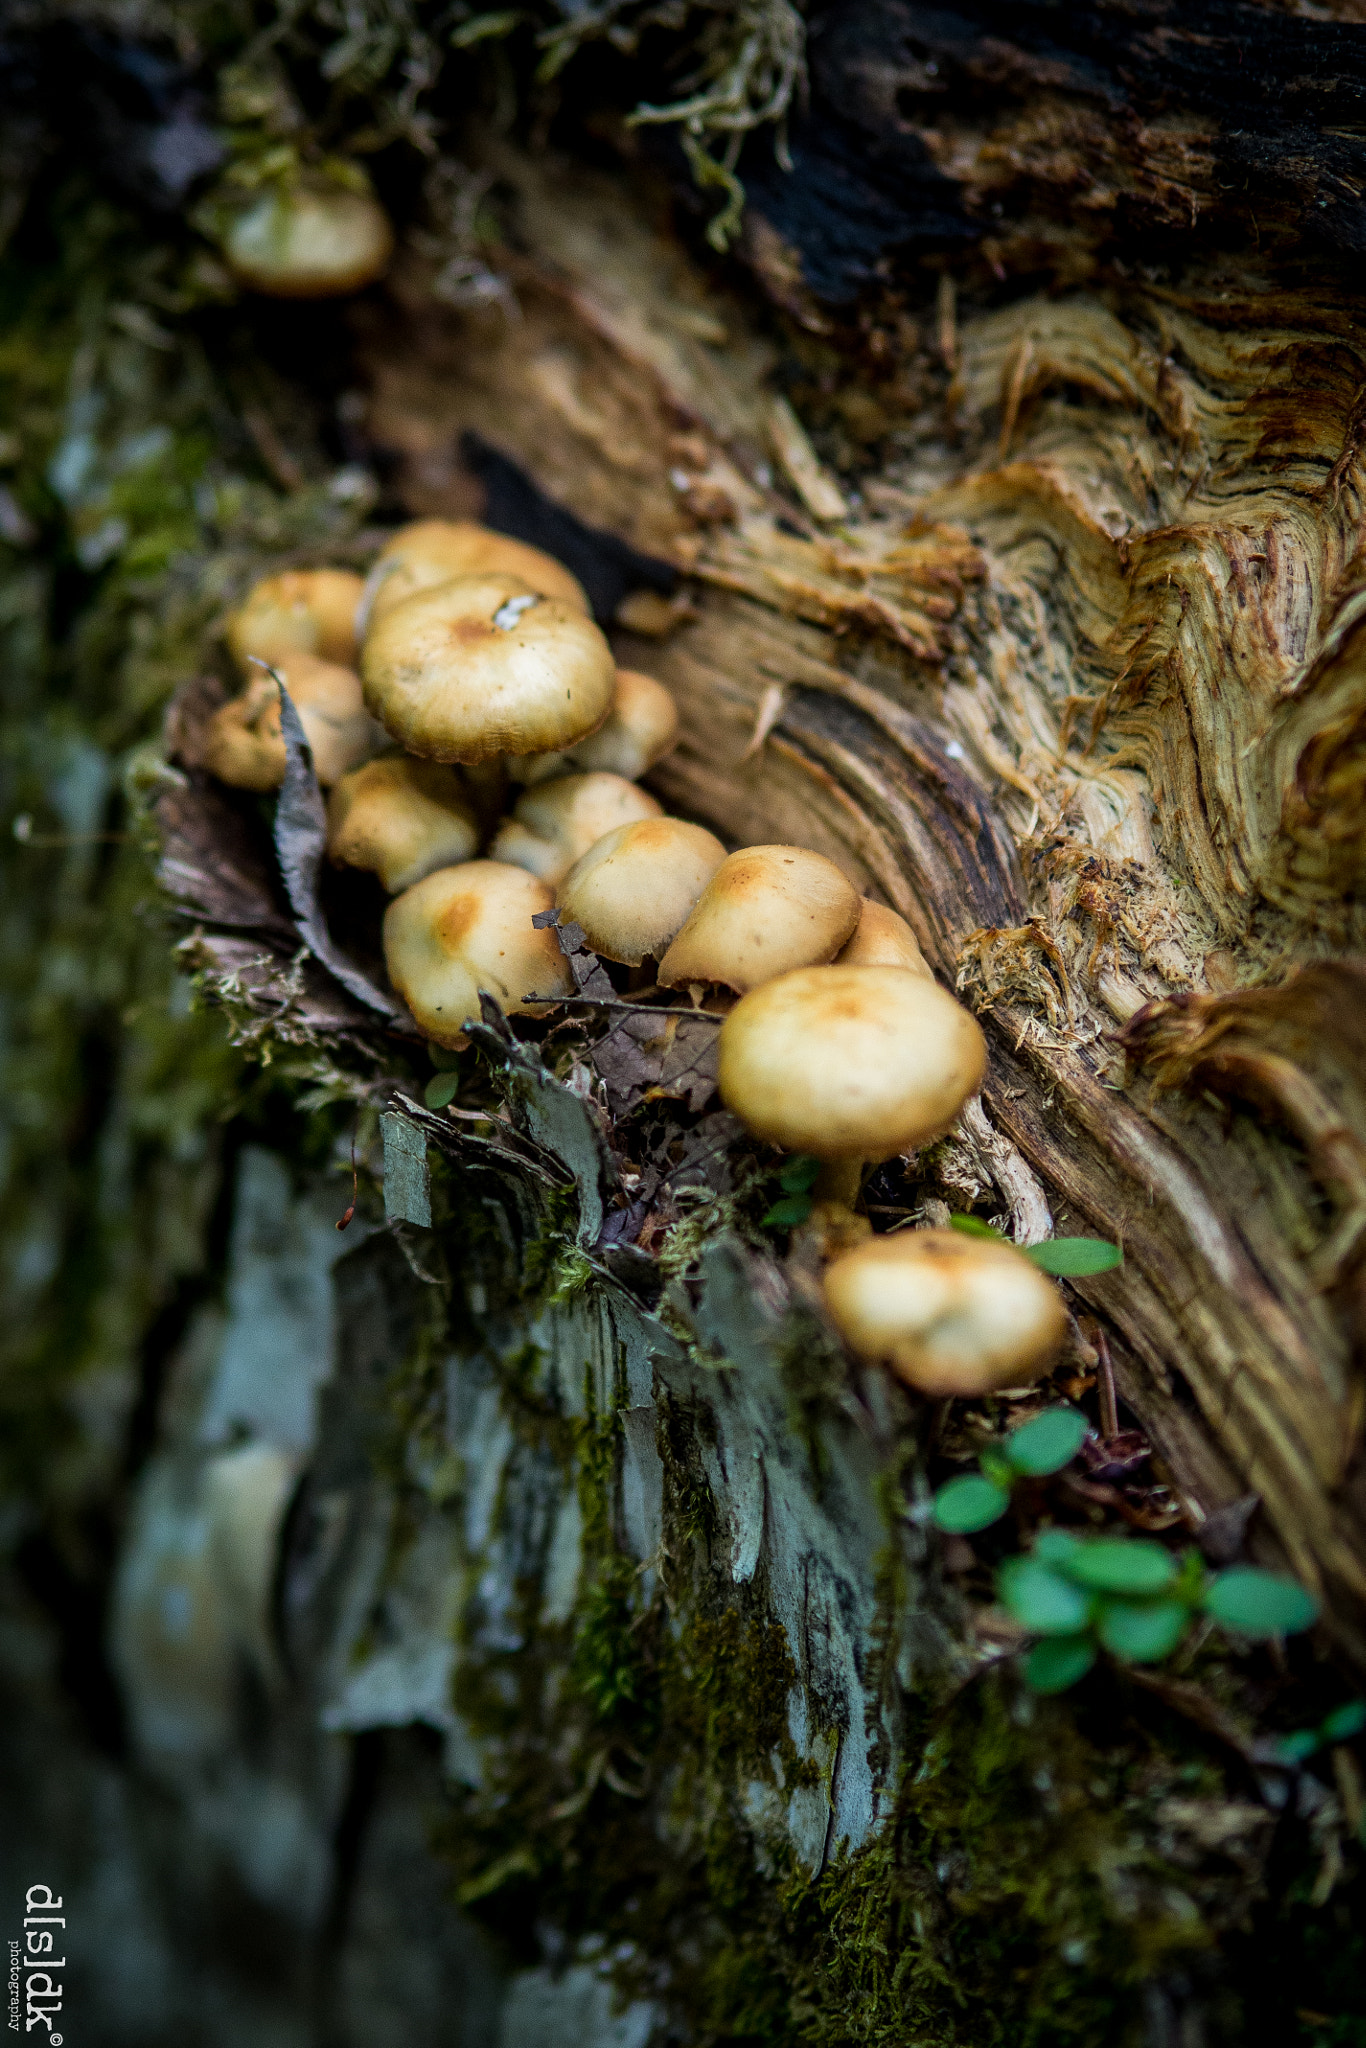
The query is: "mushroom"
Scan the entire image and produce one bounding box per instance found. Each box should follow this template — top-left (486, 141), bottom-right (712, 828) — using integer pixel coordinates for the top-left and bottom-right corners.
top-left (227, 569), bottom-right (366, 673)
top-left (203, 653), bottom-right (382, 791)
top-left (835, 899), bottom-right (932, 977)
top-left (822, 1229), bottom-right (1067, 1397)
top-left (509, 668), bottom-right (679, 784)
top-left (219, 177), bottom-right (394, 298)
top-left (717, 963), bottom-right (987, 1202)
top-left (658, 846), bottom-right (861, 995)
top-left (363, 519), bottom-right (589, 631)
top-left (361, 572), bottom-right (617, 765)
top-left (490, 772), bottom-right (663, 887)
top-left (557, 817), bottom-right (728, 964)
top-left (382, 860), bottom-right (573, 1045)
top-left (327, 755), bottom-right (480, 893)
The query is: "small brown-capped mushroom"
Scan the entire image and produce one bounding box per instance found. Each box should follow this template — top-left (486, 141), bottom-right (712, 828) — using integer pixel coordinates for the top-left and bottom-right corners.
top-left (717, 964), bottom-right (986, 1160)
top-left (363, 519), bottom-right (588, 630)
top-left (489, 772), bottom-right (662, 886)
top-left (203, 653), bottom-right (382, 791)
top-left (510, 669), bottom-right (679, 784)
top-left (361, 572), bottom-right (616, 765)
top-left (835, 899), bottom-right (932, 977)
top-left (556, 817), bottom-right (728, 965)
top-left (822, 1229), bottom-right (1067, 1397)
top-left (227, 569), bottom-right (366, 674)
top-left (658, 846), bottom-right (861, 994)
top-left (219, 179), bottom-right (394, 298)
top-left (203, 673), bottom-right (285, 793)
top-left (382, 860), bottom-right (573, 1045)
top-left (327, 756), bottom-right (480, 893)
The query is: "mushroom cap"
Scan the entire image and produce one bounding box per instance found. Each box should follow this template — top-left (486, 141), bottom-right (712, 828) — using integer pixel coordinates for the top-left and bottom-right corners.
top-left (490, 772), bottom-right (662, 887)
top-left (327, 754), bottom-right (480, 893)
top-left (557, 817), bottom-right (728, 965)
top-left (511, 668), bottom-right (679, 784)
top-left (364, 519), bottom-right (588, 629)
top-left (203, 673), bottom-right (287, 793)
top-left (203, 654), bottom-right (381, 791)
top-left (220, 183), bottom-right (394, 298)
top-left (717, 964), bottom-right (987, 1159)
top-left (658, 845), bottom-right (861, 994)
top-left (382, 860), bottom-right (573, 1045)
top-left (836, 899), bottom-right (932, 978)
top-left (823, 1229), bottom-right (1067, 1397)
top-left (361, 572), bottom-right (617, 765)
top-left (227, 569), bottom-right (365, 673)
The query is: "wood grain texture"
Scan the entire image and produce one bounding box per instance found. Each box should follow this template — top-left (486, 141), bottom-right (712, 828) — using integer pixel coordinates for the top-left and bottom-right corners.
top-left (355, 140), bottom-right (1366, 1665)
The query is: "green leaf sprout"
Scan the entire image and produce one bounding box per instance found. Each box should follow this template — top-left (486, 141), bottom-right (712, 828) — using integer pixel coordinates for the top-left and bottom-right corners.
top-left (1003, 1407), bottom-right (1091, 1477)
top-left (999, 1556), bottom-right (1095, 1636)
top-left (1022, 1237), bottom-right (1124, 1277)
top-left (1202, 1568), bottom-right (1320, 1637)
top-left (1000, 1539), bottom-right (1319, 1692)
top-left (1025, 1635), bottom-right (1097, 1694)
top-left (764, 1154), bottom-right (822, 1228)
top-left (424, 1070), bottom-right (461, 1110)
top-left (931, 1473), bottom-right (1011, 1534)
top-left (948, 1212), bottom-right (1006, 1240)
top-left (1063, 1537), bottom-right (1177, 1597)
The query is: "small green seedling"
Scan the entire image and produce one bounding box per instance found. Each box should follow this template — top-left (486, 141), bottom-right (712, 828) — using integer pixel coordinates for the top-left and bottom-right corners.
top-left (994, 1530), bottom-right (1319, 1692)
top-left (931, 1406), bottom-right (1091, 1533)
top-left (424, 1042), bottom-right (464, 1109)
top-left (763, 1153), bottom-right (822, 1228)
top-left (948, 1213), bottom-right (1124, 1277)
top-left (425, 1070), bottom-right (462, 1109)
top-left (1275, 1698), bottom-right (1366, 1765)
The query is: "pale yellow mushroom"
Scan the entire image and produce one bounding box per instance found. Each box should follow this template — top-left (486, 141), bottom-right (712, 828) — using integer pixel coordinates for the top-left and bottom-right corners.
top-left (361, 572), bottom-right (616, 765)
top-left (658, 846), bottom-right (861, 995)
top-left (219, 179), bottom-right (394, 298)
top-left (203, 653), bottom-right (381, 791)
top-left (227, 569), bottom-right (366, 674)
top-left (556, 817), bottom-right (728, 964)
top-left (489, 772), bottom-right (662, 887)
top-left (717, 964), bottom-right (987, 1184)
top-left (382, 861), bottom-right (573, 1045)
top-left (823, 1229), bottom-right (1067, 1397)
top-left (509, 668), bottom-right (679, 784)
top-left (327, 755), bottom-right (480, 894)
top-left (835, 899), bottom-right (932, 977)
top-left (363, 519), bottom-right (589, 631)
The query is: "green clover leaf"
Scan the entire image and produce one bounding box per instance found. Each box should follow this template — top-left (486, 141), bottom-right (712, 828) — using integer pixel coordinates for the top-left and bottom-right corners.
top-left (1061, 1537), bottom-right (1177, 1597)
top-left (1096, 1596), bottom-right (1192, 1663)
top-left (1023, 1237), bottom-right (1124, 1277)
top-left (1024, 1635), bottom-right (1097, 1694)
top-left (1003, 1407), bottom-right (1090, 1477)
top-left (932, 1474), bottom-right (1011, 1534)
top-left (999, 1555), bottom-right (1095, 1636)
top-left (1203, 1568), bottom-right (1319, 1638)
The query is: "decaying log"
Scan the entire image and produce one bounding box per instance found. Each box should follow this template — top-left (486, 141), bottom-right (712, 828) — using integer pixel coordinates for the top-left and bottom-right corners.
top-left (354, 135), bottom-right (1366, 1666)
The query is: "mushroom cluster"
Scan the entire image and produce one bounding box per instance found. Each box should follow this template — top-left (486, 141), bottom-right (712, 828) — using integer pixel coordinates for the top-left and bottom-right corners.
top-left (204, 518), bottom-right (1067, 1402)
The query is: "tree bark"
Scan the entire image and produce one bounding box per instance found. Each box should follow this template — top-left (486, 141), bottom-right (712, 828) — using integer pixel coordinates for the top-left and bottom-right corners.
top-left (352, 124), bottom-right (1366, 1669)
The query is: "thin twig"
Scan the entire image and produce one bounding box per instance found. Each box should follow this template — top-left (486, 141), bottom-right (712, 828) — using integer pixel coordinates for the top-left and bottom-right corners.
top-left (1095, 1326), bottom-right (1120, 1442)
top-left (335, 1130), bottom-right (358, 1231)
top-left (526, 992), bottom-right (730, 1022)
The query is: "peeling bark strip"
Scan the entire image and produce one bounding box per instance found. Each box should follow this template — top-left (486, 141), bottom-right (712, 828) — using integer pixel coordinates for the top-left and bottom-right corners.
top-left (354, 132), bottom-right (1366, 1669)
top-left (737, 0), bottom-right (1366, 307)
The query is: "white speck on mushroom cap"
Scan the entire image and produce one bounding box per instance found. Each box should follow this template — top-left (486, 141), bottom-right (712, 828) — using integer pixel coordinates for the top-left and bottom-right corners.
top-left (493, 592), bottom-right (541, 631)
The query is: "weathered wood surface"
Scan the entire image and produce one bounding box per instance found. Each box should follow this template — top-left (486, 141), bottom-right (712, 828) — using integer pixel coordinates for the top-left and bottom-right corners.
top-left (356, 137), bottom-right (1366, 1665)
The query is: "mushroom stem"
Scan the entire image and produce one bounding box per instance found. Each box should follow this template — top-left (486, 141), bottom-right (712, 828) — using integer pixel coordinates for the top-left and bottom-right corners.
top-left (813, 1158), bottom-right (864, 1209)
